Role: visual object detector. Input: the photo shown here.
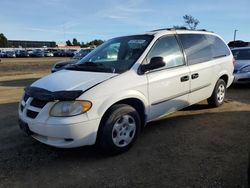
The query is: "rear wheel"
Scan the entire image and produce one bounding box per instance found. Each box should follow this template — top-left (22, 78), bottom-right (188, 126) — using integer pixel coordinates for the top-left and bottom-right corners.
top-left (98, 104), bottom-right (141, 154)
top-left (207, 79), bottom-right (226, 107)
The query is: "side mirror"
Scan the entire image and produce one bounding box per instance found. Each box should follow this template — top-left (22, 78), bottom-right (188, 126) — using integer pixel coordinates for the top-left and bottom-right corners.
top-left (140, 56), bottom-right (165, 73)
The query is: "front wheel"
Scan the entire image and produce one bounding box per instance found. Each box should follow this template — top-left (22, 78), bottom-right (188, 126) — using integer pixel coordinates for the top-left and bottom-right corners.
top-left (98, 104), bottom-right (141, 154)
top-left (207, 79), bottom-right (226, 107)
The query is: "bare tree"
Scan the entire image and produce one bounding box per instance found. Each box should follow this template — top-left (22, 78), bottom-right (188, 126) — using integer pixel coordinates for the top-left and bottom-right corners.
top-left (183, 14), bottom-right (199, 30)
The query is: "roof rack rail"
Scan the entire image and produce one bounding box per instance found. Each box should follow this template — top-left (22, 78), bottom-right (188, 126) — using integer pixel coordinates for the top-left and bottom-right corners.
top-left (150, 27), bottom-right (210, 32)
top-left (150, 27), bottom-right (187, 32)
top-left (197, 29), bottom-right (207, 31)
top-left (170, 27), bottom-right (188, 30)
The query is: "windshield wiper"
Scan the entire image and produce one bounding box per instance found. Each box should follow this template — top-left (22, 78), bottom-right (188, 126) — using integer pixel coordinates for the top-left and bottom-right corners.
top-left (78, 61), bottom-right (104, 67)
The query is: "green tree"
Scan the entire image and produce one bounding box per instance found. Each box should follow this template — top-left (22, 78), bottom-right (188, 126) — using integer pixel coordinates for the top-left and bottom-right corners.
top-left (80, 42), bottom-right (87, 48)
top-left (72, 38), bottom-right (80, 46)
top-left (79, 39), bottom-right (104, 48)
top-left (66, 40), bottom-right (72, 46)
top-left (91, 39), bottom-right (104, 46)
top-left (0, 33), bottom-right (8, 47)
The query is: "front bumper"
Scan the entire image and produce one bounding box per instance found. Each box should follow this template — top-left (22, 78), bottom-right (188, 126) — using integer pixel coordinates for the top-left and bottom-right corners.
top-left (19, 115), bottom-right (100, 148)
top-left (18, 97), bottom-right (100, 148)
top-left (233, 72), bottom-right (250, 84)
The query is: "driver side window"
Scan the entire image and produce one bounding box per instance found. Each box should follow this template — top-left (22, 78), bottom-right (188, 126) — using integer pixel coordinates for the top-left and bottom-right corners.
top-left (147, 35), bottom-right (185, 70)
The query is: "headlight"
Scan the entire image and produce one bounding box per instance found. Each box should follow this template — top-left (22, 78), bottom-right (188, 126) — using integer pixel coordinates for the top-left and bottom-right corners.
top-left (240, 66), bottom-right (250, 73)
top-left (50, 101), bottom-right (92, 117)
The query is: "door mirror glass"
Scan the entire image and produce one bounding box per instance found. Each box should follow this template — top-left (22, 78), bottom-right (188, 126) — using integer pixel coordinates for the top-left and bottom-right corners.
top-left (140, 56), bottom-right (165, 73)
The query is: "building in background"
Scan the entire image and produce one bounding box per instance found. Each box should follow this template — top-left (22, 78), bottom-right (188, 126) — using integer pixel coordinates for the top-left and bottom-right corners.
top-left (8, 40), bottom-right (56, 48)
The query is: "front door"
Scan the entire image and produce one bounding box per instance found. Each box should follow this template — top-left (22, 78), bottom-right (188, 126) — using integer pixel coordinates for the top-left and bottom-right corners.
top-left (146, 35), bottom-right (190, 121)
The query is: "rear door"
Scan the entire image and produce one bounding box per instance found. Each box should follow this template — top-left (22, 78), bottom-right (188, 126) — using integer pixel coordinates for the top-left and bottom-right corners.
top-left (178, 34), bottom-right (214, 104)
top-left (146, 35), bottom-right (190, 120)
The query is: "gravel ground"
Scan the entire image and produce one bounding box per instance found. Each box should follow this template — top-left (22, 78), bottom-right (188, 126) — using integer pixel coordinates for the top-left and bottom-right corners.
top-left (0, 58), bottom-right (249, 188)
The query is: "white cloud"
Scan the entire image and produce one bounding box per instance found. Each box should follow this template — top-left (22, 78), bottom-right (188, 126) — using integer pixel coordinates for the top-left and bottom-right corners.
top-left (104, 15), bottom-right (129, 20)
top-left (25, 27), bottom-right (83, 35)
top-left (99, 0), bottom-right (154, 21)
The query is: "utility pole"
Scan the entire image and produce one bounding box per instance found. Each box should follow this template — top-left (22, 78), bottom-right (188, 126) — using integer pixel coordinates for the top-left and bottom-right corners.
top-left (233, 30), bottom-right (238, 42)
top-left (233, 30), bottom-right (238, 48)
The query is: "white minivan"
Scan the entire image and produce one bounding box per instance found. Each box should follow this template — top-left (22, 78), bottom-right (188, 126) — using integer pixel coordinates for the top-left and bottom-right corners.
top-left (18, 28), bottom-right (234, 154)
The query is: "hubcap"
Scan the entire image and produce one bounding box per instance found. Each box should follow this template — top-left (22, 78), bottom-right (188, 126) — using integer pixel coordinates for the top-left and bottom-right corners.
top-left (217, 84), bottom-right (225, 103)
top-left (112, 115), bottom-right (136, 147)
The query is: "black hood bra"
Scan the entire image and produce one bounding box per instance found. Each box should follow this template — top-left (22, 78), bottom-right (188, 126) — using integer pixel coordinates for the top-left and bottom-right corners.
top-left (24, 86), bottom-right (83, 101)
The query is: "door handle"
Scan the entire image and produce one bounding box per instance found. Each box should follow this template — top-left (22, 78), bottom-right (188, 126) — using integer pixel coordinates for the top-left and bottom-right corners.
top-left (191, 73), bottom-right (199, 79)
top-left (180, 75), bottom-right (189, 82)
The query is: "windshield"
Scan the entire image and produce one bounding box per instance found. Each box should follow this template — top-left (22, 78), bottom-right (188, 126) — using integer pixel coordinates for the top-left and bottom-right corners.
top-left (232, 49), bottom-right (250, 60)
top-left (73, 49), bottom-right (92, 60)
top-left (66, 35), bottom-right (153, 73)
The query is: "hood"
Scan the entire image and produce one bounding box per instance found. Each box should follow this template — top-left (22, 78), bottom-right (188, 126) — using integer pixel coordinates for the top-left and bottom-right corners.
top-left (234, 60), bottom-right (250, 71)
top-left (31, 70), bottom-right (117, 92)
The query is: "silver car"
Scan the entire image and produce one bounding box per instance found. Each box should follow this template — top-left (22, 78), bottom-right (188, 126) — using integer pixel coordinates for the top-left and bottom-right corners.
top-left (232, 47), bottom-right (250, 84)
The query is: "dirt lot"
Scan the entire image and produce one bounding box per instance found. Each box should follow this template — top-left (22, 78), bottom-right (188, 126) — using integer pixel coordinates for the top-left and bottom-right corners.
top-left (0, 57), bottom-right (249, 188)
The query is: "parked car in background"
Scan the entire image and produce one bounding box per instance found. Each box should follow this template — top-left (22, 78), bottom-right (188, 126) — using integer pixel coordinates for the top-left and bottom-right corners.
top-left (51, 48), bottom-right (93, 72)
top-left (228, 40), bottom-right (249, 48)
top-left (27, 49), bottom-right (33, 56)
top-left (232, 47), bottom-right (250, 83)
top-left (5, 51), bottom-right (16, 58)
top-left (66, 49), bottom-right (78, 57)
top-left (53, 49), bottom-right (66, 57)
top-left (0, 50), bottom-right (5, 57)
top-left (19, 29), bottom-right (234, 154)
top-left (74, 48), bottom-right (93, 59)
top-left (30, 49), bottom-right (44, 57)
top-left (15, 50), bottom-right (29, 57)
top-left (44, 50), bottom-right (54, 57)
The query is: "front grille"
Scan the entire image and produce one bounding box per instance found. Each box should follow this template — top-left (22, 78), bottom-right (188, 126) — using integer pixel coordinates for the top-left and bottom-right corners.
top-left (27, 110), bottom-right (39, 119)
top-left (30, 99), bottom-right (48, 108)
top-left (21, 93), bottom-right (49, 119)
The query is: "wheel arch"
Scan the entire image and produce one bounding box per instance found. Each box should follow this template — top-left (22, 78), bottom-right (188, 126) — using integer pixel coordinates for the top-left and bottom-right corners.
top-left (100, 97), bottom-right (147, 127)
top-left (114, 98), bottom-right (146, 127)
top-left (219, 74), bottom-right (228, 86)
top-left (208, 72), bottom-right (229, 100)
top-left (96, 96), bottom-right (148, 144)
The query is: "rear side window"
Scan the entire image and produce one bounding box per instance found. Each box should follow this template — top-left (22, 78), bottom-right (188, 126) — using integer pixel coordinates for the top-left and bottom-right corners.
top-left (179, 34), bottom-right (212, 65)
top-left (206, 35), bottom-right (230, 58)
top-left (179, 34), bottom-right (230, 65)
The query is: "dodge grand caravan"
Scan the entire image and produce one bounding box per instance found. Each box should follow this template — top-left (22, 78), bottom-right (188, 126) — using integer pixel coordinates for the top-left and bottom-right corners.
top-left (18, 28), bottom-right (234, 154)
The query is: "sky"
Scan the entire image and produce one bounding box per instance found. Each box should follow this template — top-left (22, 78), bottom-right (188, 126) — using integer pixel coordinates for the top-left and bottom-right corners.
top-left (0, 0), bottom-right (249, 44)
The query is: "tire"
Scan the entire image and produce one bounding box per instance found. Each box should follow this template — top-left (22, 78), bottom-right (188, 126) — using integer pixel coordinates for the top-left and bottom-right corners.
top-left (207, 79), bottom-right (226, 107)
top-left (98, 104), bottom-right (141, 154)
